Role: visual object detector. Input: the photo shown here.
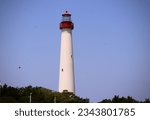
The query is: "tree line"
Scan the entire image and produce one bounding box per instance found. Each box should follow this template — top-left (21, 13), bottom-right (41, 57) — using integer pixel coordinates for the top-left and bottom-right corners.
top-left (0, 84), bottom-right (149, 103)
top-left (0, 84), bottom-right (89, 103)
top-left (99, 95), bottom-right (150, 103)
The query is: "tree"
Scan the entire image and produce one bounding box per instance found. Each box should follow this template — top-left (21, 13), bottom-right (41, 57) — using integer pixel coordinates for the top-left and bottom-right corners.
top-left (144, 98), bottom-right (150, 103)
top-left (0, 84), bottom-right (89, 103)
top-left (99, 95), bottom-right (139, 103)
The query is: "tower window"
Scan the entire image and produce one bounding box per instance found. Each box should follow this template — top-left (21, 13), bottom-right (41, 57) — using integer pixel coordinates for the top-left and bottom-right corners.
top-left (71, 55), bottom-right (72, 58)
top-left (62, 68), bottom-right (63, 72)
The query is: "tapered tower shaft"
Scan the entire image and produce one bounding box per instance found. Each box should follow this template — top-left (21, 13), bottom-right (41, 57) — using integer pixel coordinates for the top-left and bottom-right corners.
top-left (59, 11), bottom-right (75, 93)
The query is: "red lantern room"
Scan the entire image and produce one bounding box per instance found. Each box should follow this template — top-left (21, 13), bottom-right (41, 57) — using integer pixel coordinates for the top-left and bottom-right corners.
top-left (60, 11), bottom-right (74, 30)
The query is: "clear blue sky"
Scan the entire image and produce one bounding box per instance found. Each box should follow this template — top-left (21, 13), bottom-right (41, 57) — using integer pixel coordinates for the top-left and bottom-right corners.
top-left (0, 0), bottom-right (150, 102)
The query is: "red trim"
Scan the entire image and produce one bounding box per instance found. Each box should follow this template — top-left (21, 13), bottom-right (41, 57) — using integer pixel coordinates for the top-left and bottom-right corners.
top-left (60, 21), bottom-right (74, 29)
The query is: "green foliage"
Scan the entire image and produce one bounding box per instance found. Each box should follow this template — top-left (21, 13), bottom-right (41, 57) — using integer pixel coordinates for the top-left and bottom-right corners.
top-left (53, 91), bottom-right (89, 103)
top-left (0, 84), bottom-right (88, 103)
top-left (0, 84), bottom-right (149, 103)
top-left (99, 95), bottom-right (139, 103)
top-left (144, 98), bottom-right (150, 103)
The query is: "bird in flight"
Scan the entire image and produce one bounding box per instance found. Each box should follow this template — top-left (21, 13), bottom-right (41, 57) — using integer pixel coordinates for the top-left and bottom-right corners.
top-left (18, 66), bottom-right (21, 69)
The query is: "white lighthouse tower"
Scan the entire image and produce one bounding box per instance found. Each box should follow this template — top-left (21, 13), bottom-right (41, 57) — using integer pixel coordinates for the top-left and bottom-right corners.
top-left (59, 11), bottom-right (75, 93)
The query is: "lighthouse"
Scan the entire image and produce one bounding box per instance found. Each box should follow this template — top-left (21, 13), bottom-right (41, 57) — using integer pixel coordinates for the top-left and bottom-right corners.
top-left (59, 11), bottom-right (75, 93)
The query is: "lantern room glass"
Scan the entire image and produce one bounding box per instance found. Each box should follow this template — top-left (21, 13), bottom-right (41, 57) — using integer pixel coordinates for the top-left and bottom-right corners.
top-left (62, 16), bottom-right (71, 21)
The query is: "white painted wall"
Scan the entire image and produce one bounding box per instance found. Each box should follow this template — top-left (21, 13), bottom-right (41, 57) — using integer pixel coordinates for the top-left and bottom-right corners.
top-left (59, 28), bottom-right (75, 93)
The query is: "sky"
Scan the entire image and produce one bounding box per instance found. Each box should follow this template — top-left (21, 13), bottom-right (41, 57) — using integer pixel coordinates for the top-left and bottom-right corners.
top-left (0, 0), bottom-right (150, 102)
